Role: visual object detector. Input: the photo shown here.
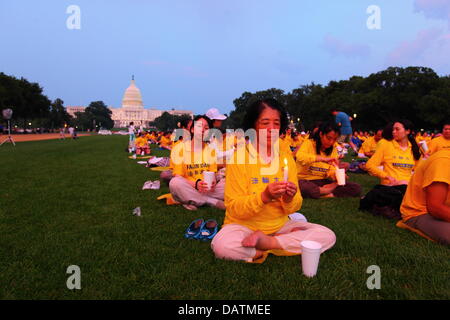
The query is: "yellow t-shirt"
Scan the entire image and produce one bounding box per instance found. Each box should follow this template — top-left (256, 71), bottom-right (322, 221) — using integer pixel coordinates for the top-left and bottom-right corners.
top-left (428, 136), bottom-right (450, 155)
top-left (400, 150), bottom-right (450, 221)
top-left (295, 139), bottom-right (338, 180)
top-left (172, 141), bottom-right (217, 182)
top-left (168, 140), bottom-right (183, 169)
top-left (135, 136), bottom-right (148, 147)
top-left (224, 143), bottom-right (302, 235)
top-left (365, 140), bottom-right (417, 185)
top-left (360, 136), bottom-right (379, 156)
top-left (160, 136), bottom-right (172, 148)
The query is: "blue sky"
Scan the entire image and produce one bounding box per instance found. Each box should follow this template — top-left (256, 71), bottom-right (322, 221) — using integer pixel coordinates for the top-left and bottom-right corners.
top-left (1, 0), bottom-right (449, 115)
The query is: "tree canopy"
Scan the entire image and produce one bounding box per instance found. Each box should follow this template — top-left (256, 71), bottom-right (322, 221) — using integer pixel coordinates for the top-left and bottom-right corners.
top-left (150, 112), bottom-right (192, 131)
top-left (227, 66), bottom-right (450, 132)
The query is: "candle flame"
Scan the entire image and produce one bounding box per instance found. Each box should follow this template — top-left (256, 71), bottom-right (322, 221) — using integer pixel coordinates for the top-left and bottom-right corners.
top-left (284, 157), bottom-right (288, 167)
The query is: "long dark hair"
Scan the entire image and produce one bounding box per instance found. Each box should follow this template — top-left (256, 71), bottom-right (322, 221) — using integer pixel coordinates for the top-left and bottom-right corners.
top-left (396, 119), bottom-right (421, 161)
top-left (311, 121), bottom-right (340, 156)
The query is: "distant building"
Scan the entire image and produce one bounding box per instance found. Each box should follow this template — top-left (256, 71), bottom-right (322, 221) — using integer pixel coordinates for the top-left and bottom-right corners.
top-left (66, 77), bottom-right (193, 128)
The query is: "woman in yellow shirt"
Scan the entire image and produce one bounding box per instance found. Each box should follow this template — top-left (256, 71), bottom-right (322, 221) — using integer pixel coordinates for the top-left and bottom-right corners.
top-left (427, 122), bottom-right (450, 156)
top-left (211, 99), bottom-right (336, 263)
top-left (159, 132), bottom-right (173, 150)
top-left (366, 120), bottom-right (422, 186)
top-left (135, 132), bottom-right (150, 155)
top-left (169, 115), bottom-right (225, 211)
top-left (400, 149), bottom-right (450, 245)
top-left (295, 122), bottom-right (362, 199)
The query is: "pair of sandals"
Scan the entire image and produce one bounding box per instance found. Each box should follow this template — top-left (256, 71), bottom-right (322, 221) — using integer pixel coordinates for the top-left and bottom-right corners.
top-left (184, 218), bottom-right (218, 241)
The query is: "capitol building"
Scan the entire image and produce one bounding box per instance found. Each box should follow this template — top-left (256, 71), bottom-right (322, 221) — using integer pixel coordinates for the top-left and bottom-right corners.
top-left (67, 77), bottom-right (193, 128)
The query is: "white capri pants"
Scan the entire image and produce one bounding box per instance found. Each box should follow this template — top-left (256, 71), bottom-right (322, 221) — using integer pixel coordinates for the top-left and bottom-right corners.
top-left (169, 176), bottom-right (225, 207)
top-left (211, 220), bottom-right (336, 263)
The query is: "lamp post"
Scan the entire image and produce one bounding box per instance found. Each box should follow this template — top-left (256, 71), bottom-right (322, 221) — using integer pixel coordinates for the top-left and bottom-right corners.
top-left (1, 108), bottom-right (16, 146)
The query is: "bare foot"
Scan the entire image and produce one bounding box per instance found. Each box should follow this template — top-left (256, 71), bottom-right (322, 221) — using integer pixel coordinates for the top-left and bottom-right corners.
top-left (214, 200), bottom-right (226, 210)
top-left (242, 230), bottom-right (281, 250)
top-left (242, 230), bottom-right (265, 248)
top-left (182, 204), bottom-right (198, 211)
top-left (320, 193), bottom-right (335, 198)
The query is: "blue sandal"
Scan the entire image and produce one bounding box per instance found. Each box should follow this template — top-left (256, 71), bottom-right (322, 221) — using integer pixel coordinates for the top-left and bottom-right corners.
top-left (196, 219), bottom-right (218, 241)
top-left (184, 218), bottom-right (204, 239)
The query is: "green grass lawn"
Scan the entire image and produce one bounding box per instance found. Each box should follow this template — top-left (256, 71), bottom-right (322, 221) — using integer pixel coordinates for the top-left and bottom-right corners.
top-left (0, 135), bottom-right (449, 300)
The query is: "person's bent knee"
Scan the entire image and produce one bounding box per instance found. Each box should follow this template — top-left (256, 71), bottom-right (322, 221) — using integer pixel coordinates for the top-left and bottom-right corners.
top-left (169, 176), bottom-right (187, 193)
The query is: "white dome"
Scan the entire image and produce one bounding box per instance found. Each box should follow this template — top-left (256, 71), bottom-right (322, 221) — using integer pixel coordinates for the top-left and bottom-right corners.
top-left (122, 78), bottom-right (144, 109)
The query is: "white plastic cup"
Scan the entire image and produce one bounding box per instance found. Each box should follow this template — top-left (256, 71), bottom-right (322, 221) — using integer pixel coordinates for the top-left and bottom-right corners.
top-left (335, 168), bottom-right (346, 186)
top-left (300, 240), bottom-right (322, 278)
top-left (202, 171), bottom-right (216, 191)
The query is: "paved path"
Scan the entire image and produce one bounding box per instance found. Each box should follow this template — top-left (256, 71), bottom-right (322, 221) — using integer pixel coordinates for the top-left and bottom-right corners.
top-left (0, 133), bottom-right (91, 142)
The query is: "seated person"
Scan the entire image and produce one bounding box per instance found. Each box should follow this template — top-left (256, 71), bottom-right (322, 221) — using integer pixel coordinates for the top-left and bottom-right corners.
top-left (169, 115), bottom-right (225, 211)
top-left (160, 119), bottom-right (192, 186)
top-left (427, 121), bottom-right (450, 156)
top-left (359, 129), bottom-right (383, 158)
top-left (400, 149), bottom-right (450, 245)
top-left (159, 132), bottom-right (173, 150)
top-left (135, 132), bottom-right (150, 155)
top-left (296, 122), bottom-right (362, 199)
top-left (211, 99), bottom-right (336, 263)
top-left (366, 120), bottom-right (421, 186)
top-left (355, 129), bottom-right (383, 172)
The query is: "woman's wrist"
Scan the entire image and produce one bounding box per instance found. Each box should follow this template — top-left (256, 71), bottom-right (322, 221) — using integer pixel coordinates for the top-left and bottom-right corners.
top-left (261, 189), bottom-right (272, 204)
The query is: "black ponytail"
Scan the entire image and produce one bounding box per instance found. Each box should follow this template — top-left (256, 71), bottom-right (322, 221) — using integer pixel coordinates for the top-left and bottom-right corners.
top-left (408, 133), bottom-right (422, 161)
top-left (397, 119), bottom-right (421, 161)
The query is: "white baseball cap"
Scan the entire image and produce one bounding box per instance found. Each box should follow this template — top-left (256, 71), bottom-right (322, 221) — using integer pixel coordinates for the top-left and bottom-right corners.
top-left (206, 108), bottom-right (227, 120)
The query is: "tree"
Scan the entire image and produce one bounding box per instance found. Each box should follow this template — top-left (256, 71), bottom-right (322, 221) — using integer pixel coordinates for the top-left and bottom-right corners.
top-left (84, 101), bottom-right (114, 129)
top-left (47, 98), bottom-right (72, 129)
top-left (150, 112), bottom-right (191, 131)
top-left (0, 73), bottom-right (51, 128)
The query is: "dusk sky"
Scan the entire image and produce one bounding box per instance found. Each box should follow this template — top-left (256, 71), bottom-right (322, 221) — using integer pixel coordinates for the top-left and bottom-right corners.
top-left (1, 0), bottom-right (450, 115)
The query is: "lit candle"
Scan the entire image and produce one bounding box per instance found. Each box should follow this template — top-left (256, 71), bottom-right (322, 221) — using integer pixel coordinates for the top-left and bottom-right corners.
top-left (283, 157), bottom-right (288, 182)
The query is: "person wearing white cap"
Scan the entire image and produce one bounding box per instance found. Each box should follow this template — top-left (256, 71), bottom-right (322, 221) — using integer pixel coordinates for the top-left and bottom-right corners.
top-left (205, 108), bottom-right (235, 165)
top-left (206, 108), bottom-right (227, 129)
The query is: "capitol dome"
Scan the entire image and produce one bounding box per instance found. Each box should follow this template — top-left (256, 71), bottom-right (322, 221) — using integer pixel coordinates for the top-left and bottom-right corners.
top-left (122, 76), bottom-right (144, 109)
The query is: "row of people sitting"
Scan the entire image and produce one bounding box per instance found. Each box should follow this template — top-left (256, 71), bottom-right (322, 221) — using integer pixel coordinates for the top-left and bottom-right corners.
top-left (154, 100), bottom-right (449, 264)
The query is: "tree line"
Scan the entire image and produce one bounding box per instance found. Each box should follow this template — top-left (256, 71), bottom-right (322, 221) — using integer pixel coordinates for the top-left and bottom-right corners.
top-left (0, 72), bottom-right (113, 130)
top-left (225, 66), bottom-right (450, 132)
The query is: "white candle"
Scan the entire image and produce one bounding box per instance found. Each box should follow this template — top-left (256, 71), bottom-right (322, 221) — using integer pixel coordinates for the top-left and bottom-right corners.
top-left (283, 158), bottom-right (288, 182)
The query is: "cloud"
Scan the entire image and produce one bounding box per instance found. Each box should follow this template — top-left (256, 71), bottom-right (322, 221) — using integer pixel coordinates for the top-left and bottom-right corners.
top-left (386, 28), bottom-right (450, 72)
top-left (386, 28), bottom-right (443, 65)
top-left (414, 0), bottom-right (450, 24)
top-left (321, 34), bottom-right (371, 59)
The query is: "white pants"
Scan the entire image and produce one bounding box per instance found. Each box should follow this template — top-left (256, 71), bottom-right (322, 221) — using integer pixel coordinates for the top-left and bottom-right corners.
top-left (211, 220), bottom-right (336, 262)
top-left (169, 176), bottom-right (225, 207)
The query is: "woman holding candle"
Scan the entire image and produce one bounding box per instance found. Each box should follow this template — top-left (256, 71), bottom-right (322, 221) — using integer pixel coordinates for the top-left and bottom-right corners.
top-left (211, 99), bottom-right (336, 263)
top-left (295, 122), bottom-right (362, 199)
